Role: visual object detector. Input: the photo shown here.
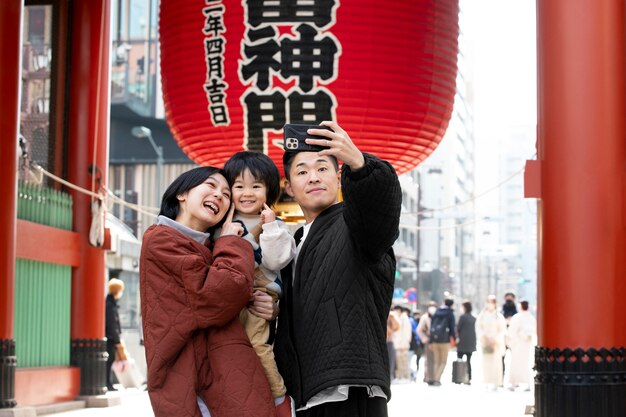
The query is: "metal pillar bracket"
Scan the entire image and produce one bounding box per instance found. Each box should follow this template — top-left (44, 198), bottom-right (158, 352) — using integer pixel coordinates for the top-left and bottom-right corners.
top-left (535, 346), bottom-right (626, 417)
top-left (70, 339), bottom-right (108, 396)
top-left (0, 340), bottom-right (16, 409)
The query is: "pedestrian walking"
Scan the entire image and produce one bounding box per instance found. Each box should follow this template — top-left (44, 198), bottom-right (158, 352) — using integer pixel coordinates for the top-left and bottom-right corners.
top-left (476, 295), bottom-right (507, 391)
top-left (429, 297), bottom-right (456, 386)
top-left (417, 301), bottom-right (438, 385)
top-left (274, 121), bottom-right (402, 417)
top-left (409, 309), bottom-right (423, 381)
top-left (506, 300), bottom-right (536, 390)
top-left (392, 305), bottom-right (412, 382)
top-left (387, 309), bottom-right (400, 380)
top-left (139, 166), bottom-right (277, 417)
top-left (456, 300), bottom-right (477, 384)
top-left (501, 292), bottom-right (518, 377)
top-left (105, 278), bottom-right (125, 392)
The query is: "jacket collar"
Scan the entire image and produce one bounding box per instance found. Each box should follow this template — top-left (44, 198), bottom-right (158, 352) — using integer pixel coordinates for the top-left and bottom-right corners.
top-left (156, 215), bottom-right (211, 244)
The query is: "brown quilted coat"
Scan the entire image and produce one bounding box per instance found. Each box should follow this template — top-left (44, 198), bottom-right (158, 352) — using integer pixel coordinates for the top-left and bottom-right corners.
top-left (140, 224), bottom-right (277, 417)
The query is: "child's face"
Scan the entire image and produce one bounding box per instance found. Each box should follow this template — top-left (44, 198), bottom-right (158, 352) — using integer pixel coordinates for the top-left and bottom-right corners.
top-left (231, 169), bottom-right (267, 215)
top-left (176, 173), bottom-right (231, 231)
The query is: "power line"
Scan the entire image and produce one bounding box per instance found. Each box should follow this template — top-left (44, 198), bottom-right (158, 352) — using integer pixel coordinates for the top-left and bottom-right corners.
top-left (401, 154), bottom-right (536, 216)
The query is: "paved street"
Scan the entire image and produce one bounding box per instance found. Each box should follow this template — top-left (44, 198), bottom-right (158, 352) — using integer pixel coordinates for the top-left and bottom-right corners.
top-left (46, 352), bottom-right (533, 417)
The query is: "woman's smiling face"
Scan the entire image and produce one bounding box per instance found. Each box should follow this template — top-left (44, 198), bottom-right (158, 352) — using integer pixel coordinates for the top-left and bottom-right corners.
top-left (175, 173), bottom-right (231, 231)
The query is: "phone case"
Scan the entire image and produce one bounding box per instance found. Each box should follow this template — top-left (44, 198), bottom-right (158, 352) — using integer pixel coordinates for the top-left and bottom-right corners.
top-left (283, 124), bottom-right (333, 152)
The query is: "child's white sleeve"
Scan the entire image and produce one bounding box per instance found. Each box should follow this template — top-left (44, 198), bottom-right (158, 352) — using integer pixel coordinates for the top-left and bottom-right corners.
top-left (259, 220), bottom-right (296, 271)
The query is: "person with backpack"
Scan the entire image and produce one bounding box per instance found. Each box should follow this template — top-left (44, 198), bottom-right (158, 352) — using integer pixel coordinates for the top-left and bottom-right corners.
top-left (429, 297), bottom-right (456, 386)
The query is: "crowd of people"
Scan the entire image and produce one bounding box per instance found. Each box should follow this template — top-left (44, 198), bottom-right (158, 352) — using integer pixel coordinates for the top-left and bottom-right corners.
top-left (386, 292), bottom-right (537, 392)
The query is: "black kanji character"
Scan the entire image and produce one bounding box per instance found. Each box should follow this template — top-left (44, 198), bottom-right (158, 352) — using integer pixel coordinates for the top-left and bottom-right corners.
top-left (203, 12), bottom-right (225, 37)
top-left (241, 28), bottom-right (281, 90)
top-left (204, 37), bottom-right (225, 55)
top-left (210, 104), bottom-right (229, 125)
top-left (242, 91), bottom-right (287, 151)
top-left (245, 0), bottom-right (336, 28)
top-left (207, 55), bottom-right (223, 79)
top-left (288, 89), bottom-right (334, 124)
top-left (281, 24), bottom-right (339, 92)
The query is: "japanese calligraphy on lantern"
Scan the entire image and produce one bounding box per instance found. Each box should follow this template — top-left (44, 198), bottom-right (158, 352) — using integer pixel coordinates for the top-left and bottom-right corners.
top-left (160, 0), bottom-right (460, 175)
top-left (238, 1), bottom-right (341, 152)
top-left (203, 2), bottom-right (229, 125)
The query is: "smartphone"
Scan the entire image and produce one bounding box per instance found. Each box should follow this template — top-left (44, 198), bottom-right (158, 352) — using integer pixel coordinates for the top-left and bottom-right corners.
top-left (283, 123), bottom-right (333, 152)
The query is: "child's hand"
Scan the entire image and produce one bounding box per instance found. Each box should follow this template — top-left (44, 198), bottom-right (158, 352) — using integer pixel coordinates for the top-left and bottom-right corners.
top-left (260, 203), bottom-right (276, 224)
top-left (221, 204), bottom-right (244, 237)
top-left (248, 290), bottom-right (279, 321)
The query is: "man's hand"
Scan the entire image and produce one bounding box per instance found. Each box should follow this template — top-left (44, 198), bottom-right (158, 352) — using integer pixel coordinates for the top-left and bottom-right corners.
top-left (305, 121), bottom-right (365, 171)
top-left (220, 204), bottom-right (243, 237)
top-left (248, 290), bottom-right (279, 321)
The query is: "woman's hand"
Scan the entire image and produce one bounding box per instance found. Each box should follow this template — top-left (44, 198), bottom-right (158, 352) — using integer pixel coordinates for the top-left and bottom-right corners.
top-left (248, 290), bottom-right (279, 321)
top-left (220, 204), bottom-right (244, 237)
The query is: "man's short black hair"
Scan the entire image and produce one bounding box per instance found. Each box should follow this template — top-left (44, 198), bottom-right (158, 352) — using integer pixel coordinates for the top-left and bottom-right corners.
top-left (444, 298), bottom-right (454, 307)
top-left (282, 151), bottom-right (339, 181)
top-left (224, 151), bottom-right (281, 206)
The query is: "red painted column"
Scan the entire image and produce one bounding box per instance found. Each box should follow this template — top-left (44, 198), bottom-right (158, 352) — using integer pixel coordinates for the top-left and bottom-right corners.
top-left (0, 0), bottom-right (22, 409)
top-left (536, 0), bottom-right (626, 415)
top-left (66, 0), bottom-right (111, 395)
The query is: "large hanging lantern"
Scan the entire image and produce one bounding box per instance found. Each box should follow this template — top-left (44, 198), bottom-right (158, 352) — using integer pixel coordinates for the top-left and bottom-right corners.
top-left (159, 0), bottom-right (459, 175)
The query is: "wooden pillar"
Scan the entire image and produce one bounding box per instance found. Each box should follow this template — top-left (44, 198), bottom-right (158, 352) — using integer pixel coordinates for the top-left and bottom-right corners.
top-left (66, 0), bottom-right (111, 396)
top-left (0, 0), bottom-right (23, 409)
top-left (535, 0), bottom-right (626, 415)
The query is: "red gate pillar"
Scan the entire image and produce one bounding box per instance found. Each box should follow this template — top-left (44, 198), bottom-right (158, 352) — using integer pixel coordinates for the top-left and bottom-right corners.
top-left (0, 0), bottom-right (22, 410)
top-left (66, 0), bottom-right (111, 396)
top-left (535, 0), bottom-right (626, 415)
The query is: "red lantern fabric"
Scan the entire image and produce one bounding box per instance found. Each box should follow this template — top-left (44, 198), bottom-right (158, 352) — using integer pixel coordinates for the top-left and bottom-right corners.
top-left (160, 0), bottom-right (459, 175)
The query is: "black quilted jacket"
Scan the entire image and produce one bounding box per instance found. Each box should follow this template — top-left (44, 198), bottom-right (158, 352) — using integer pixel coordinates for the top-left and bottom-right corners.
top-left (275, 153), bottom-right (402, 408)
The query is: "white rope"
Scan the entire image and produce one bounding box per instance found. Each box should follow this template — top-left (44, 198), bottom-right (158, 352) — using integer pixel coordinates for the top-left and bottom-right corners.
top-left (401, 154), bottom-right (536, 216)
top-left (105, 189), bottom-right (159, 217)
top-left (32, 163), bottom-right (102, 199)
top-left (31, 162), bottom-right (159, 217)
top-left (399, 217), bottom-right (481, 232)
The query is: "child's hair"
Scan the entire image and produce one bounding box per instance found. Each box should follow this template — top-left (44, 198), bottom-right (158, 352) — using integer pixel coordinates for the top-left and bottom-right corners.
top-left (159, 166), bottom-right (226, 222)
top-left (223, 151), bottom-right (281, 206)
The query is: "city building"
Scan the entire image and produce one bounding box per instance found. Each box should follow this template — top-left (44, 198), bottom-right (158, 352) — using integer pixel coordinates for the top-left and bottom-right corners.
top-left (394, 18), bottom-right (476, 310)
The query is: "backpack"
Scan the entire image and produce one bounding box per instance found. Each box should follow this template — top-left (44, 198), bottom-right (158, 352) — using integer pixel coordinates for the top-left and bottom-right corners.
top-left (430, 310), bottom-right (450, 343)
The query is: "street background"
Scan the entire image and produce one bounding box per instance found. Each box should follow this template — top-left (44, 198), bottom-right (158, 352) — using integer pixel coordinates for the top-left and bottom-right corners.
top-left (45, 351), bottom-right (533, 417)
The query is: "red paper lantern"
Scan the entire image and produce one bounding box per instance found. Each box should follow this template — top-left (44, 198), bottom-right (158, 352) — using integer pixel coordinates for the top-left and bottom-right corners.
top-left (159, 0), bottom-right (459, 175)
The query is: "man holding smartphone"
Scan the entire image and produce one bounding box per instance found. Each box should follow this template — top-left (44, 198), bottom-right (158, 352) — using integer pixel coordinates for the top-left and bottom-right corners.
top-left (275, 121), bottom-right (402, 417)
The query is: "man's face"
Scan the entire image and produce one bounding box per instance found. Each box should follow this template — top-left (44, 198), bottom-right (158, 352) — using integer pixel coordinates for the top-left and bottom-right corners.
top-left (284, 152), bottom-right (340, 220)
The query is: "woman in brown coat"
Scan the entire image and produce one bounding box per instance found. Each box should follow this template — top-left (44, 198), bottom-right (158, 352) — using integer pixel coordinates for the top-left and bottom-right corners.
top-left (140, 166), bottom-right (277, 417)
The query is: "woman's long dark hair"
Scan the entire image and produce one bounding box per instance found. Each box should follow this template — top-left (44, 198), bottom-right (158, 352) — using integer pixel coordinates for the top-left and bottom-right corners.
top-left (159, 166), bottom-right (228, 231)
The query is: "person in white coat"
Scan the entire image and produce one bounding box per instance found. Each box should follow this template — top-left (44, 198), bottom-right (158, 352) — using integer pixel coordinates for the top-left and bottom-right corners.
top-left (506, 300), bottom-right (536, 390)
top-left (475, 295), bottom-right (507, 390)
top-left (392, 305), bottom-right (413, 381)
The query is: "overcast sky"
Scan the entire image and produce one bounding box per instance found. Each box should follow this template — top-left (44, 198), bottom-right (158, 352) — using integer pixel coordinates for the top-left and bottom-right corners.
top-left (460, 0), bottom-right (537, 217)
